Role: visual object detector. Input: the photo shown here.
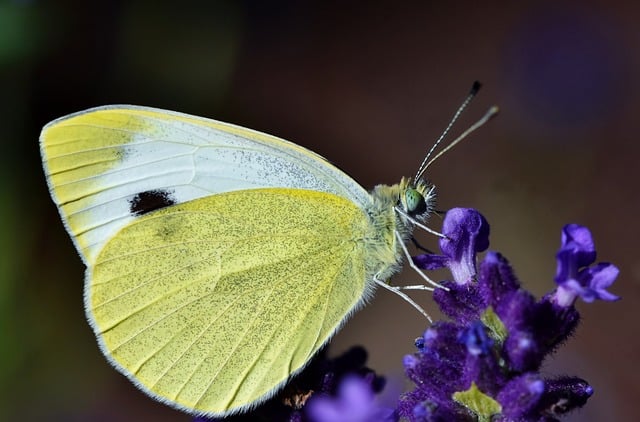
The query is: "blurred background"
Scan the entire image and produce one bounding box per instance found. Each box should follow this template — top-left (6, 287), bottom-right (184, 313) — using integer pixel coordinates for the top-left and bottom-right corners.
top-left (1, 0), bottom-right (638, 420)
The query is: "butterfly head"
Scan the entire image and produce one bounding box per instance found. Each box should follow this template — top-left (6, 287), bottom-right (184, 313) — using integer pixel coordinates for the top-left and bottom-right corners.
top-left (398, 177), bottom-right (435, 222)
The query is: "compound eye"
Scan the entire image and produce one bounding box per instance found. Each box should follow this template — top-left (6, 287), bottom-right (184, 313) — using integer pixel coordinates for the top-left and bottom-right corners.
top-left (405, 188), bottom-right (427, 216)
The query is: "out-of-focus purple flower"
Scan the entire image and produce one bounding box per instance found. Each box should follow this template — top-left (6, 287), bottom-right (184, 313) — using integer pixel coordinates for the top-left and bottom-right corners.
top-left (398, 208), bottom-right (619, 421)
top-left (306, 376), bottom-right (397, 422)
top-left (553, 224), bottom-right (620, 306)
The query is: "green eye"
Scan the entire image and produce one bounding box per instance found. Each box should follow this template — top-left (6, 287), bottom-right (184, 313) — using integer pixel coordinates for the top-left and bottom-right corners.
top-left (405, 188), bottom-right (427, 215)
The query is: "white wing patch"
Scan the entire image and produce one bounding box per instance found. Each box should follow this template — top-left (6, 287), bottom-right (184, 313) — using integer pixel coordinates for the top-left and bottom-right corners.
top-left (41, 105), bottom-right (371, 265)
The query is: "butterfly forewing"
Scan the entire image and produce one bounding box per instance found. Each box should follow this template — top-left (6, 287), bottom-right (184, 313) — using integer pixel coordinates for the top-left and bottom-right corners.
top-left (40, 106), bottom-right (371, 265)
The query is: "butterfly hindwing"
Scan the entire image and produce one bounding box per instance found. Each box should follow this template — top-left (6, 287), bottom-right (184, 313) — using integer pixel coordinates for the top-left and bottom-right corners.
top-left (87, 188), bottom-right (373, 415)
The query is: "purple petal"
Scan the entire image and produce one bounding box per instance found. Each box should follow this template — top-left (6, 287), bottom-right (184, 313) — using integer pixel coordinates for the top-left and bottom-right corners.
top-left (554, 280), bottom-right (581, 307)
top-left (560, 224), bottom-right (596, 267)
top-left (440, 208), bottom-right (490, 256)
top-left (555, 262), bottom-right (620, 305)
top-left (412, 253), bottom-right (449, 270)
top-left (555, 225), bottom-right (596, 287)
top-left (579, 263), bottom-right (620, 302)
top-left (439, 208), bottom-right (490, 284)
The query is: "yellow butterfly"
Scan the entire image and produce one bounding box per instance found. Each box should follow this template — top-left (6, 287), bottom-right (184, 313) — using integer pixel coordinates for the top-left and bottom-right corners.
top-left (40, 84), bottom-right (496, 417)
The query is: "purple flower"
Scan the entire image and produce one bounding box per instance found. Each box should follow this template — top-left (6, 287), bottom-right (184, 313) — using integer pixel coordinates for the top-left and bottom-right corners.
top-left (306, 376), bottom-right (397, 422)
top-left (398, 208), bottom-right (619, 421)
top-left (552, 224), bottom-right (620, 306)
top-left (414, 209), bottom-right (491, 324)
top-left (413, 208), bottom-right (489, 285)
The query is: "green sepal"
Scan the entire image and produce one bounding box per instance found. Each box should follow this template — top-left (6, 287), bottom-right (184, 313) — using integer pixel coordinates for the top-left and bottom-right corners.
top-left (452, 382), bottom-right (502, 421)
top-left (481, 306), bottom-right (507, 343)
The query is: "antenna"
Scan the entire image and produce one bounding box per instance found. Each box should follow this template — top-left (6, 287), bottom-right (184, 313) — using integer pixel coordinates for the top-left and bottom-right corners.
top-left (416, 105), bottom-right (499, 179)
top-left (414, 81), bottom-right (491, 182)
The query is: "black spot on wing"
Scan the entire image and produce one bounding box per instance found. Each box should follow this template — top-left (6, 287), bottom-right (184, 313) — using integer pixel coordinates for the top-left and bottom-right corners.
top-left (129, 190), bottom-right (176, 216)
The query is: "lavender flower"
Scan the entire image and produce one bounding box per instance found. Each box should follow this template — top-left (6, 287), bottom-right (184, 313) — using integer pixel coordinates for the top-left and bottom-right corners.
top-left (552, 224), bottom-right (620, 306)
top-left (398, 208), bottom-right (619, 421)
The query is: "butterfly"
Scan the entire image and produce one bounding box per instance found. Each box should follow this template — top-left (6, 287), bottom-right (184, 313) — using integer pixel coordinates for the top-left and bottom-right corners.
top-left (40, 82), bottom-right (496, 417)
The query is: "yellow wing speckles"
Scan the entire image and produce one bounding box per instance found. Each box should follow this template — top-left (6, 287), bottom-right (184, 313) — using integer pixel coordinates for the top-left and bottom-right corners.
top-left (86, 188), bottom-right (374, 416)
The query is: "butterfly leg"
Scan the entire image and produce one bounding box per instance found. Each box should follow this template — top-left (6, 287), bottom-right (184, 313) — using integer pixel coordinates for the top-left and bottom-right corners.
top-left (395, 231), bottom-right (449, 291)
top-left (373, 276), bottom-right (433, 323)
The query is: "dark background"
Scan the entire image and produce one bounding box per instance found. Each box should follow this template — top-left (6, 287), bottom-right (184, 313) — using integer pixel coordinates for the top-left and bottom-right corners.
top-left (2, 1), bottom-right (638, 420)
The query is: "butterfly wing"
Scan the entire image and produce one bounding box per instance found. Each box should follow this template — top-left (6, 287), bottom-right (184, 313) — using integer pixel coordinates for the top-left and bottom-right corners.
top-left (40, 105), bottom-right (371, 265)
top-left (88, 188), bottom-right (372, 416)
top-left (40, 106), bottom-right (381, 416)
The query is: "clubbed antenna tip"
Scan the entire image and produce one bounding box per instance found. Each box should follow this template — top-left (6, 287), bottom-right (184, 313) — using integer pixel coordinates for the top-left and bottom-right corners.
top-left (470, 81), bottom-right (482, 95)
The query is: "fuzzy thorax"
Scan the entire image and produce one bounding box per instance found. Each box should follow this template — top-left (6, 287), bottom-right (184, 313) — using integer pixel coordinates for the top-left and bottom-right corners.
top-left (362, 177), bottom-right (436, 283)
